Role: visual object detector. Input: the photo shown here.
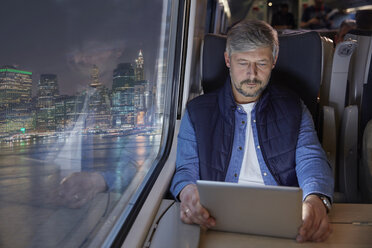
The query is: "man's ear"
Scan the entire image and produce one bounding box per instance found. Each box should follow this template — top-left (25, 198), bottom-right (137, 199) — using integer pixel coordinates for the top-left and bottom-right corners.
top-left (224, 52), bottom-right (230, 68)
top-left (272, 54), bottom-right (278, 69)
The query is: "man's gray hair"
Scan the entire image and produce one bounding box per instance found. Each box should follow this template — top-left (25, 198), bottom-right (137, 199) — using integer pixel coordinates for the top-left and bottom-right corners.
top-left (226, 19), bottom-right (279, 60)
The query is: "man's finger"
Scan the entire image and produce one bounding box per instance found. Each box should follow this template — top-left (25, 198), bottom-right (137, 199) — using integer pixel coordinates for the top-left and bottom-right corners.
top-left (297, 203), bottom-right (314, 242)
top-left (299, 214), bottom-right (312, 236)
top-left (311, 218), bottom-right (332, 242)
top-left (180, 209), bottom-right (193, 224)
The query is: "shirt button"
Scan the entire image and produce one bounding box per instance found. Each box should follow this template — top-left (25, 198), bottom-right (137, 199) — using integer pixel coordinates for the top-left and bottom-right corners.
top-left (238, 146), bottom-right (242, 150)
top-left (234, 173), bottom-right (238, 177)
top-left (263, 172), bottom-right (267, 176)
top-left (253, 119), bottom-right (256, 123)
top-left (242, 120), bottom-right (245, 124)
top-left (257, 145), bottom-right (260, 149)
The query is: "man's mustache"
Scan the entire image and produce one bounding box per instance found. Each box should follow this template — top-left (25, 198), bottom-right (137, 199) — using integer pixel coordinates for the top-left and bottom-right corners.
top-left (240, 78), bottom-right (262, 85)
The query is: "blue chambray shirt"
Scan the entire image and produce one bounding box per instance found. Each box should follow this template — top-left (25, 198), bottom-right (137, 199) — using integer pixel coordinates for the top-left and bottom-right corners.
top-left (170, 101), bottom-right (334, 202)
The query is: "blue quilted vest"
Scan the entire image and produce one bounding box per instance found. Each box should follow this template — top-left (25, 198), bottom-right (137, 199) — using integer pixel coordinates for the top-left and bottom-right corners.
top-left (187, 79), bottom-right (302, 186)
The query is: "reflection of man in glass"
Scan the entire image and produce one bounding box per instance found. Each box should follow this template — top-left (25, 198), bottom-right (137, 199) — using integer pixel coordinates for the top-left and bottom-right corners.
top-left (58, 171), bottom-right (107, 208)
top-left (55, 132), bottom-right (154, 208)
top-left (271, 3), bottom-right (295, 30)
top-left (300, 0), bottom-right (331, 29)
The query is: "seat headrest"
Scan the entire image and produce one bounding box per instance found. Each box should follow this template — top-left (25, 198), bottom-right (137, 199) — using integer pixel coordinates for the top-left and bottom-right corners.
top-left (201, 34), bottom-right (229, 94)
top-left (271, 31), bottom-right (322, 118)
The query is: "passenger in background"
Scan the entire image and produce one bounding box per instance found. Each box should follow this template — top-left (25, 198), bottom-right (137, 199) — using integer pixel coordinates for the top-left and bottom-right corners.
top-left (170, 19), bottom-right (334, 243)
top-left (300, 0), bottom-right (332, 29)
top-left (271, 3), bottom-right (295, 30)
top-left (334, 19), bottom-right (357, 45)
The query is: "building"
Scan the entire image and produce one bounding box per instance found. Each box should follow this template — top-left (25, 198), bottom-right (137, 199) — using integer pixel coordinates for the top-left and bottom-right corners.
top-left (134, 80), bottom-right (148, 127)
top-left (0, 66), bottom-right (33, 136)
top-left (36, 74), bottom-right (59, 132)
top-left (85, 65), bottom-right (111, 130)
top-left (112, 63), bottom-right (135, 128)
top-left (135, 50), bottom-right (145, 82)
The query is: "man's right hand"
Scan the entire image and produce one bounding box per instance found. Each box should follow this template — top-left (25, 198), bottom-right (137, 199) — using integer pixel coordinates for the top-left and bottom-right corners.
top-left (179, 184), bottom-right (216, 228)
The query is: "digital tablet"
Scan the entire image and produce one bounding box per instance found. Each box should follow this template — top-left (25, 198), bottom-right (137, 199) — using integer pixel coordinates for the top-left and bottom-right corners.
top-left (197, 180), bottom-right (303, 239)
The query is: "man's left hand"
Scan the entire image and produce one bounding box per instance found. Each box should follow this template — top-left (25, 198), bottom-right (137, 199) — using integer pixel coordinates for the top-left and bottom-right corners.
top-left (57, 171), bottom-right (107, 208)
top-left (297, 194), bottom-right (332, 242)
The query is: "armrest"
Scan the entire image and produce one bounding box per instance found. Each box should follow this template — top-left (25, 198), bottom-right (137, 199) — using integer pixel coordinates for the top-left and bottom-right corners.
top-left (339, 105), bottom-right (359, 202)
top-left (145, 200), bottom-right (200, 248)
top-left (322, 106), bottom-right (337, 180)
top-left (361, 120), bottom-right (372, 202)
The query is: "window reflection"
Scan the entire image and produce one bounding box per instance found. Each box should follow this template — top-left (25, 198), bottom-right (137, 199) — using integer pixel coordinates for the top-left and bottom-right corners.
top-left (0, 0), bottom-right (167, 247)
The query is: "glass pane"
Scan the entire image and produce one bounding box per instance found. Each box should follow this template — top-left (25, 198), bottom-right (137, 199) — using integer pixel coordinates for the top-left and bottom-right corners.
top-left (0, 0), bottom-right (171, 247)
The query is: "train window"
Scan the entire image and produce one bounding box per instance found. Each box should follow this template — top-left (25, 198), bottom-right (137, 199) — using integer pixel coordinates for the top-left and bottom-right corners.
top-left (0, 0), bottom-right (177, 247)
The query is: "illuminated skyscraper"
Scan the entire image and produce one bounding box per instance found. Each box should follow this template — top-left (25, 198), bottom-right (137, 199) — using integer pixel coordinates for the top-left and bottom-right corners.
top-left (112, 63), bottom-right (135, 128)
top-left (0, 66), bottom-right (33, 135)
top-left (112, 63), bottom-right (135, 91)
top-left (135, 50), bottom-right (145, 81)
top-left (86, 65), bottom-right (111, 129)
top-left (36, 74), bottom-right (59, 131)
top-left (56, 94), bottom-right (85, 131)
top-left (90, 64), bottom-right (102, 88)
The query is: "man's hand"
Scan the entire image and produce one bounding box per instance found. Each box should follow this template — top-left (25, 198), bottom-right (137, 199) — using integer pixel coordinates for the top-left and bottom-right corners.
top-left (297, 194), bottom-right (332, 242)
top-left (179, 184), bottom-right (216, 228)
top-left (58, 172), bottom-right (107, 208)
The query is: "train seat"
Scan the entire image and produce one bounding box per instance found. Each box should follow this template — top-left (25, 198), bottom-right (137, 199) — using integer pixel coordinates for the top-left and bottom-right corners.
top-left (361, 120), bottom-right (372, 202)
top-left (201, 33), bottom-right (229, 94)
top-left (270, 30), bottom-right (322, 122)
top-left (343, 29), bottom-right (372, 203)
top-left (321, 39), bottom-right (357, 126)
top-left (202, 31), bottom-right (332, 129)
top-left (202, 31), bottom-right (337, 189)
top-left (318, 36), bottom-right (357, 201)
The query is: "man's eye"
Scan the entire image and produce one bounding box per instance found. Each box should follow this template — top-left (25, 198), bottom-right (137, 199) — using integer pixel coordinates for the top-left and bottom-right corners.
top-left (238, 63), bottom-right (247, 66)
top-left (258, 63), bottom-right (267, 67)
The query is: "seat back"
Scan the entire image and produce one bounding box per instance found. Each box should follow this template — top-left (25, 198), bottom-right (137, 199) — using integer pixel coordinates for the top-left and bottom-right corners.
top-left (326, 40), bottom-right (357, 129)
top-left (201, 31), bottom-right (337, 196)
top-left (270, 31), bottom-right (322, 123)
top-left (201, 34), bottom-right (228, 94)
top-left (339, 29), bottom-right (372, 202)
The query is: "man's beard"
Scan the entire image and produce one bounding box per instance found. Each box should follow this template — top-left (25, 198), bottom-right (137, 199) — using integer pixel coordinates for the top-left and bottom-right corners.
top-left (234, 78), bottom-right (266, 98)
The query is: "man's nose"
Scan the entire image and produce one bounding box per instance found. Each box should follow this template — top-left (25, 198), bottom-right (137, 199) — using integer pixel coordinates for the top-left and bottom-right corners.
top-left (246, 63), bottom-right (257, 76)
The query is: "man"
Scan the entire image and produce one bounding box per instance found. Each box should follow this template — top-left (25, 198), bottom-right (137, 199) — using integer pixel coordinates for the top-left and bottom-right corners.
top-left (334, 19), bottom-right (356, 45)
top-left (300, 0), bottom-right (332, 29)
top-left (271, 3), bottom-right (296, 30)
top-left (170, 20), bottom-right (334, 243)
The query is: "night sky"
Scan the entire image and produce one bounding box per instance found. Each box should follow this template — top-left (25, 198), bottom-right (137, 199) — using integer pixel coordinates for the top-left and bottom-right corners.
top-left (0, 0), bottom-right (163, 95)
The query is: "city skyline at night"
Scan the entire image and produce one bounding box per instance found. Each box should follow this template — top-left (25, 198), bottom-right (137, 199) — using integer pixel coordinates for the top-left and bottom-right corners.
top-left (0, 50), bottom-right (155, 137)
top-left (0, 0), bottom-right (163, 96)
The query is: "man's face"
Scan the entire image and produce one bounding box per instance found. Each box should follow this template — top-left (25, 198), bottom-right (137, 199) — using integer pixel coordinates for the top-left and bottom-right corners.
top-left (224, 46), bottom-right (276, 103)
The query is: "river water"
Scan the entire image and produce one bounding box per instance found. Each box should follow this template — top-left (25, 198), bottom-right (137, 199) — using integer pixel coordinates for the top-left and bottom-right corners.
top-left (0, 132), bottom-right (161, 247)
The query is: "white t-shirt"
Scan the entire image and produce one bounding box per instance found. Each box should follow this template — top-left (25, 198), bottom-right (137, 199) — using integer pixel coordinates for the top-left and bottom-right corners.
top-left (238, 102), bottom-right (264, 186)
